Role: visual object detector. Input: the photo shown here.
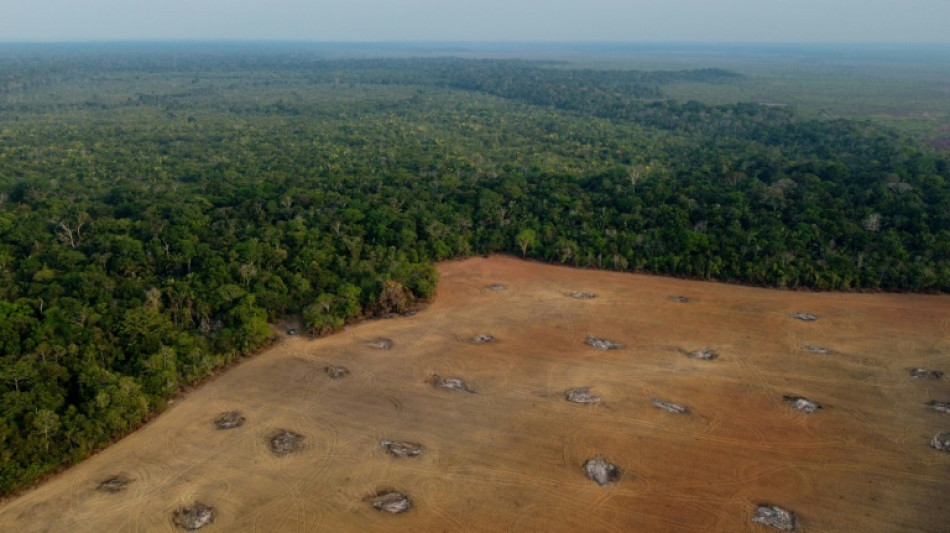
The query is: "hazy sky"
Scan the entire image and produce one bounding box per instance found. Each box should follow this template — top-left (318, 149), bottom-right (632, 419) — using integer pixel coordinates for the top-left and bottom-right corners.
top-left (2, 0), bottom-right (949, 43)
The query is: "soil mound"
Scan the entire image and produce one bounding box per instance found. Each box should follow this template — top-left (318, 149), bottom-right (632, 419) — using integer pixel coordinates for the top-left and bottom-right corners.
top-left (932, 433), bottom-right (950, 452)
top-left (584, 456), bottom-right (621, 486)
top-left (367, 338), bottom-right (393, 349)
top-left (567, 292), bottom-right (597, 299)
top-left (651, 398), bottom-right (689, 414)
top-left (565, 387), bottom-right (601, 404)
top-left (429, 375), bottom-right (476, 394)
top-left (910, 368), bottom-right (944, 380)
top-left (380, 439), bottom-right (424, 458)
top-left (269, 430), bottom-right (305, 455)
top-left (927, 401), bottom-right (950, 414)
top-left (791, 313), bottom-right (818, 322)
top-left (687, 347), bottom-right (718, 360)
top-left (486, 283), bottom-right (507, 291)
top-left (96, 476), bottom-right (131, 493)
top-left (213, 411), bottom-right (246, 430)
top-left (784, 396), bottom-right (821, 414)
top-left (368, 490), bottom-right (412, 514)
top-left (472, 334), bottom-right (495, 344)
top-left (753, 504), bottom-right (797, 531)
top-left (804, 344), bottom-right (831, 354)
top-left (585, 334), bottom-right (623, 350)
top-left (172, 502), bottom-right (215, 530)
top-left (324, 365), bottom-right (349, 379)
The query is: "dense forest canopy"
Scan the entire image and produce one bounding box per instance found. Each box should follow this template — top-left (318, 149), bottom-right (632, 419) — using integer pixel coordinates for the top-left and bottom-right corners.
top-left (0, 45), bottom-right (948, 495)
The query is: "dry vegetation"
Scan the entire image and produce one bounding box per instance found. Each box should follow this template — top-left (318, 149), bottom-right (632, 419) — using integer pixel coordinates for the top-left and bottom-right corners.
top-left (0, 256), bottom-right (948, 532)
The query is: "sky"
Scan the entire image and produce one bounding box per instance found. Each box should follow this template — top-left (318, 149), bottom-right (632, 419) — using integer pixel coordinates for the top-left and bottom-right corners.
top-left (2, 0), bottom-right (949, 43)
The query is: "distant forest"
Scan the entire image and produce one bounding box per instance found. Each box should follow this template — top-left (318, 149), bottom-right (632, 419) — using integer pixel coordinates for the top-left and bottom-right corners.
top-left (0, 47), bottom-right (948, 494)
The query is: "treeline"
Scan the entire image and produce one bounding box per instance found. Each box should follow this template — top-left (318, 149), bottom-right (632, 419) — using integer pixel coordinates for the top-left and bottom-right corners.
top-left (0, 50), bottom-right (948, 495)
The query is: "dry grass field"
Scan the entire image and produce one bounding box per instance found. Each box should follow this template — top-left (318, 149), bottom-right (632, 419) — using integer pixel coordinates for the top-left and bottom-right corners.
top-left (1, 256), bottom-right (948, 532)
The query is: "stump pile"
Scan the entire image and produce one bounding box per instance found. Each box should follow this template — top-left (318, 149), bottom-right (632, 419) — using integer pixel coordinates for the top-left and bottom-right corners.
top-left (367, 338), bottom-right (393, 349)
top-left (324, 365), bottom-right (350, 379)
top-left (753, 504), bottom-right (797, 531)
top-left (687, 347), bottom-right (718, 360)
top-left (213, 411), bottom-right (246, 430)
top-left (269, 430), bottom-right (305, 455)
top-left (380, 439), bottom-right (424, 458)
top-left (567, 292), bottom-right (597, 299)
top-left (585, 334), bottom-right (623, 350)
top-left (931, 432), bottom-right (950, 452)
top-left (96, 476), bottom-right (131, 493)
top-left (910, 368), bottom-right (944, 380)
top-left (172, 502), bottom-right (215, 530)
top-left (565, 387), bottom-right (601, 404)
top-left (784, 396), bottom-right (821, 414)
top-left (584, 456), bottom-right (621, 486)
top-left (368, 490), bottom-right (412, 514)
top-left (472, 334), bottom-right (495, 344)
top-left (927, 401), bottom-right (949, 414)
top-left (651, 398), bottom-right (689, 414)
top-left (430, 375), bottom-right (476, 394)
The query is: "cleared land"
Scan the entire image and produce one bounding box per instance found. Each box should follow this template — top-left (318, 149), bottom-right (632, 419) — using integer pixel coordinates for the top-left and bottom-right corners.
top-left (1, 256), bottom-right (948, 532)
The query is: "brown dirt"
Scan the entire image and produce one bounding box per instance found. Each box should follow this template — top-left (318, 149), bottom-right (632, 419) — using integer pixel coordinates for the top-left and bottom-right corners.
top-left (0, 256), bottom-right (948, 532)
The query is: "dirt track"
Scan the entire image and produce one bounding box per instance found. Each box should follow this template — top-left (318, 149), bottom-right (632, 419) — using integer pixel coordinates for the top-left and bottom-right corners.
top-left (1, 256), bottom-right (948, 532)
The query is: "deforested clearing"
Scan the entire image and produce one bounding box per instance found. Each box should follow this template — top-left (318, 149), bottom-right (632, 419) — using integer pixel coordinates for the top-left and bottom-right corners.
top-left (0, 256), bottom-right (947, 532)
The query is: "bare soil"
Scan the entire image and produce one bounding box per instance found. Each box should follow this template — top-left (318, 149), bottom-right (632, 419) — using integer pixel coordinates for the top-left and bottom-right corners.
top-left (1, 256), bottom-right (948, 532)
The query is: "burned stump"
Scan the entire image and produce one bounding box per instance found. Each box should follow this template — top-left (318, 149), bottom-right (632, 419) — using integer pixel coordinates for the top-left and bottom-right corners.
top-left (804, 344), bottom-right (831, 354)
top-left (430, 375), bottom-right (476, 394)
top-left (172, 502), bottom-right (215, 530)
top-left (687, 347), bottom-right (718, 360)
top-left (367, 337), bottom-right (393, 350)
top-left (932, 433), bottom-right (950, 452)
top-left (928, 401), bottom-right (950, 414)
top-left (567, 292), bottom-right (597, 300)
top-left (565, 387), bottom-right (601, 404)
top-left (213, 411), bottom-right (246, 430)
top-left (791, 313), bottom-right (818, 322)
top-left (585, 334), bottom-right (623, 351)
top-left (486, 283), bottom-right (507, 291)
top-left (96, 476), bottom-right (131, 493)
top-left (910, 368), bottom-right (944, 380)
top-left (753, 504), bottom-right (797, 531)
top-left (325, 365), bottom-right (350, 379)
top-left (269, 430), bottom-right (305, 455)
top-left (784, 396), bottom-right (821, 414)
top-left (368, 490), bottom-right (412, 514)
top-left (380, 439), bottom-right (424, 458)
top-left (651, 398), bottom-right (689, 414)
top-left (584, 456), bottom-right (621, 486)
top-left (472, 334), bottom-right (495, 344)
